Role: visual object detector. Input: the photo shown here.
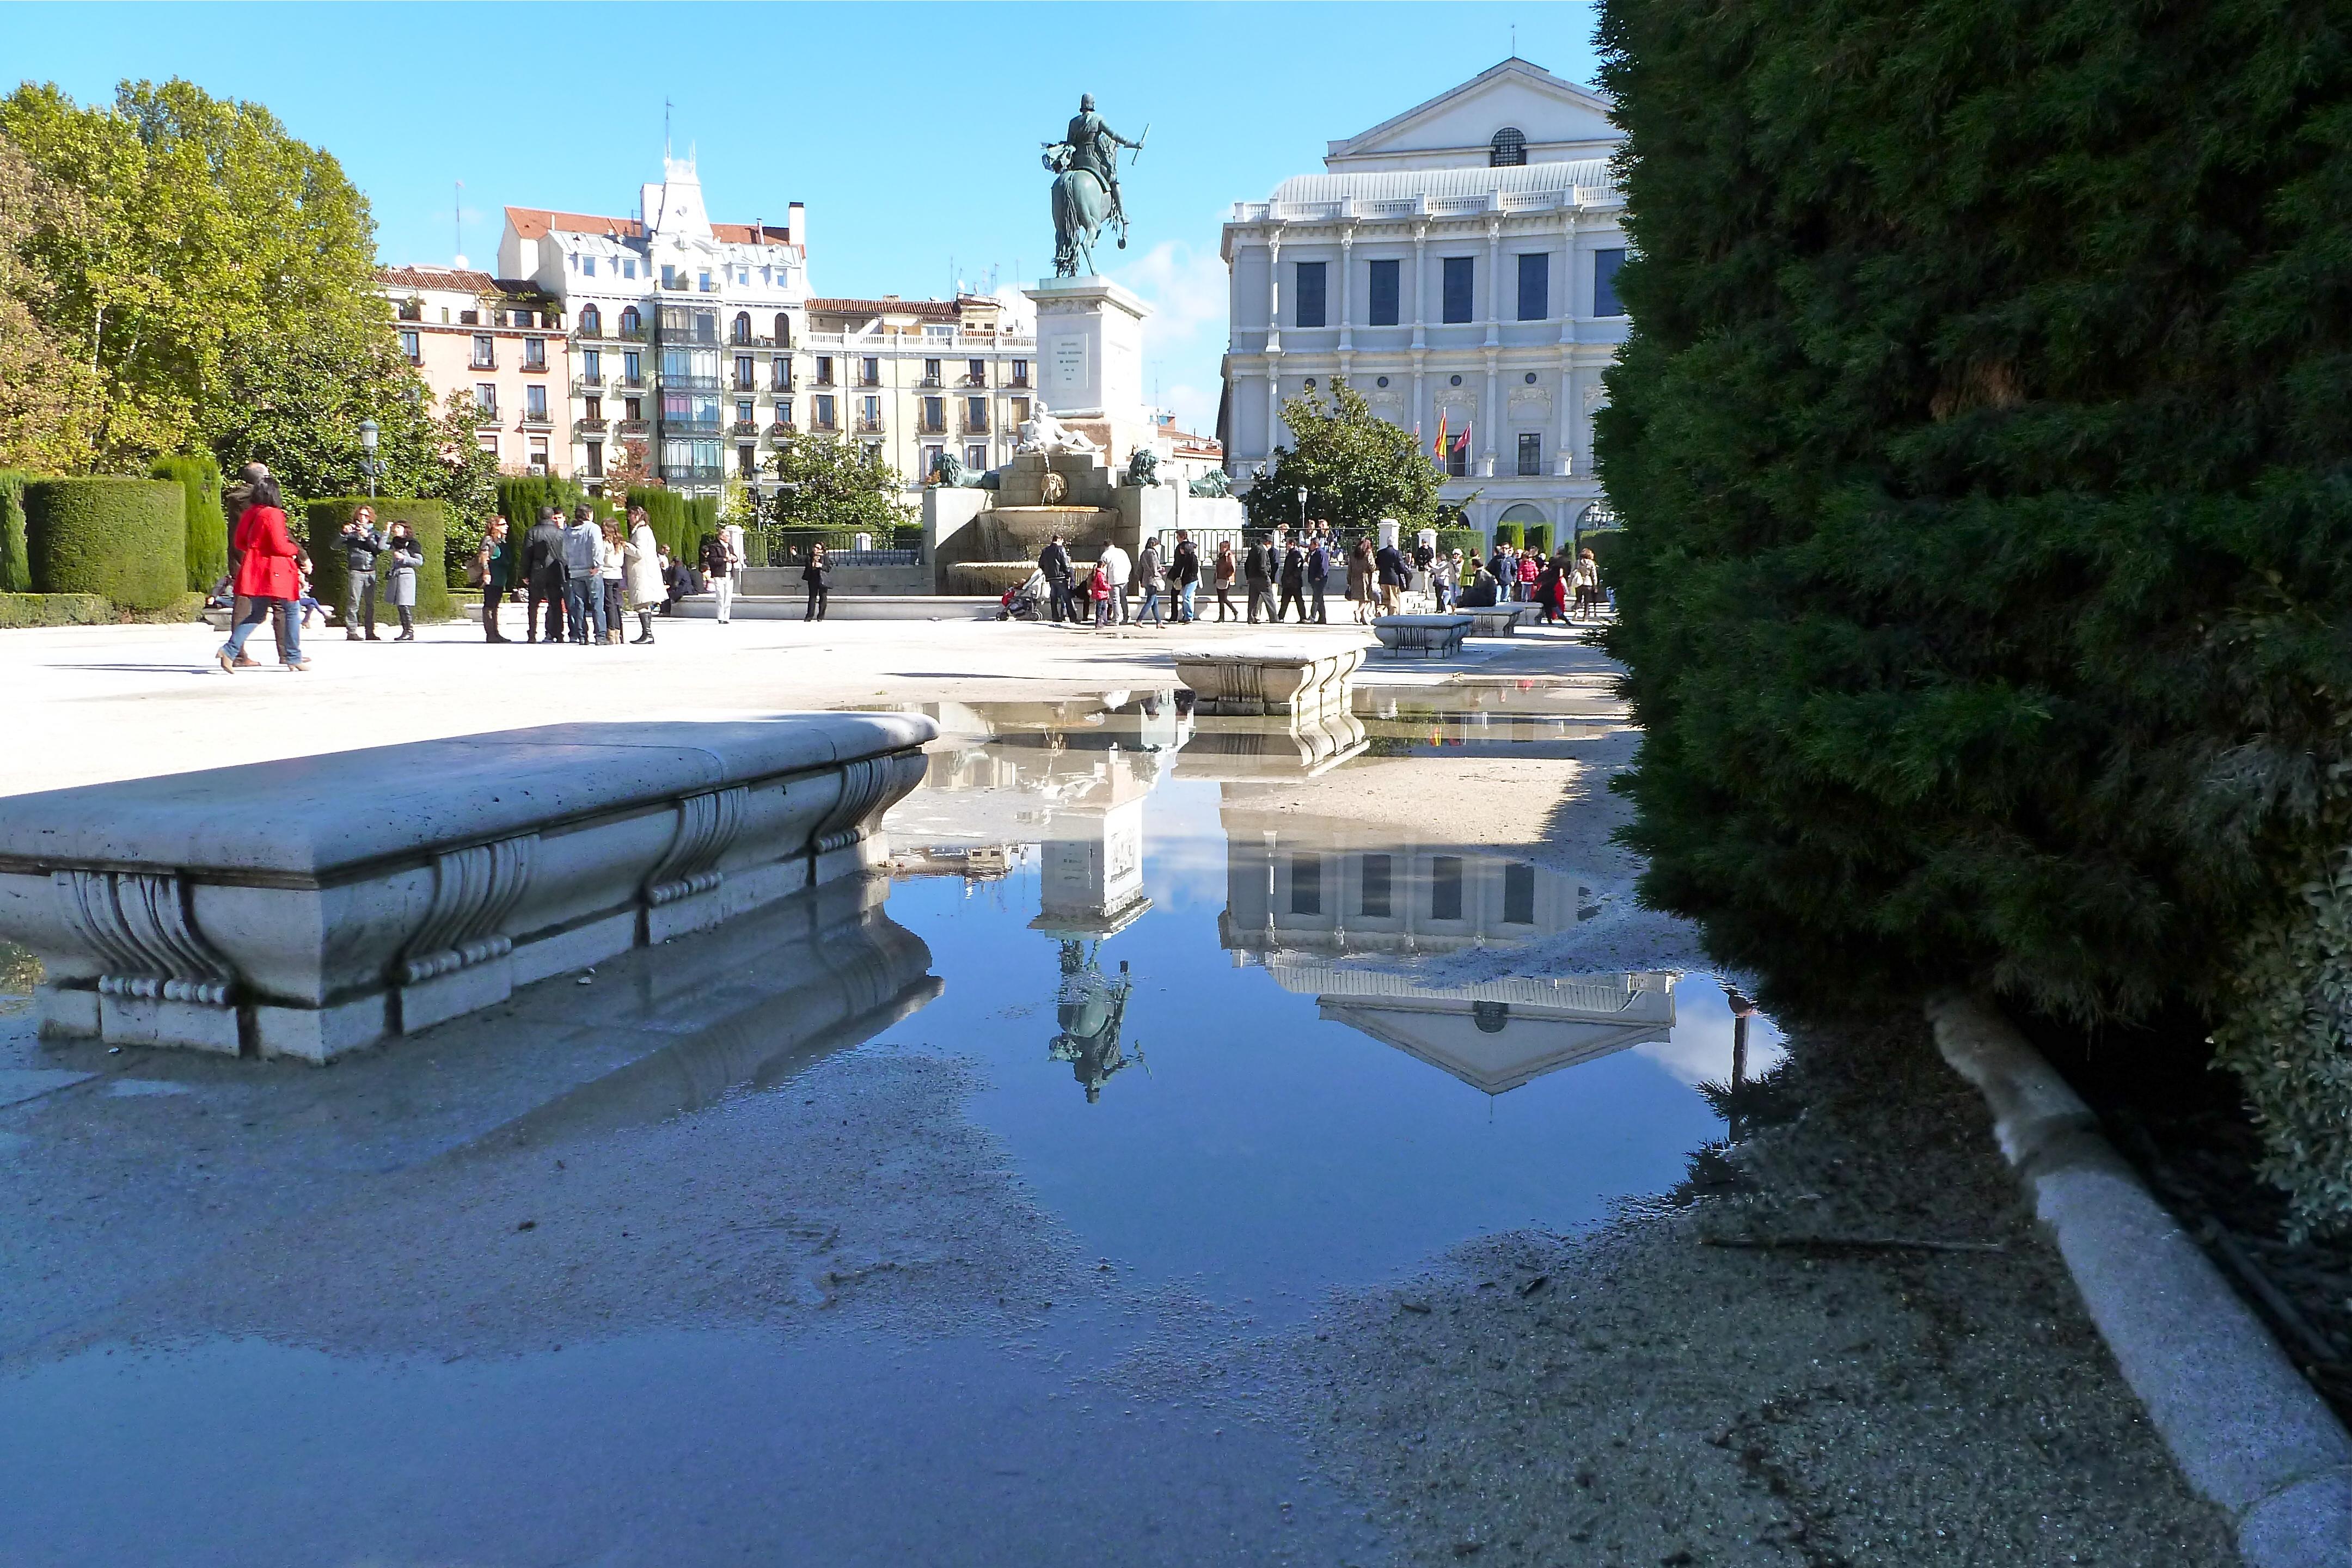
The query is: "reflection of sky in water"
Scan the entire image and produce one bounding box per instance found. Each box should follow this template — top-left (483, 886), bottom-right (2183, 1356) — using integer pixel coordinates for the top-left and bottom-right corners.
top-left (872, 726), bottom-right (1784, 1318)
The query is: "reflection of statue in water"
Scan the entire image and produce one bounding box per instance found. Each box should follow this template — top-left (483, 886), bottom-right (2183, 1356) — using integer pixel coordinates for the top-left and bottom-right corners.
top-left (1048, 939), bottom-right (1142, 1102)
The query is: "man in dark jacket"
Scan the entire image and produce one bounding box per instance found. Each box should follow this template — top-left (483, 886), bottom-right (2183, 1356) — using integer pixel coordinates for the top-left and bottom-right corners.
top-left (1276, 541), bottom-right (1307, 622)
top-left (1374, 538), bottom-right (1409, 615)
top-left (1170, 530), bottom-right (1200, 622)
top-left (480, 515), bottom-right (513, 642)
top-left (522, 506), bottom-right (569, 644)
top-left (340, 509), bottom-right (387, 641)
top-left (1305, 534), bottom-right (1331, 624)
top-left (1039, 534), bottom-right (1074, 623)
top-left (1243, 538), bottom-right (1276, 623)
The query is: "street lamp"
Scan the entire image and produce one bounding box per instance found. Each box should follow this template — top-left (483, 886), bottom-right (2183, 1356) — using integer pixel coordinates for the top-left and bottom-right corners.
top-left (1296, 486), bottom-right (1307, 533)
top-left (357, 419), bottom-right (382, 499)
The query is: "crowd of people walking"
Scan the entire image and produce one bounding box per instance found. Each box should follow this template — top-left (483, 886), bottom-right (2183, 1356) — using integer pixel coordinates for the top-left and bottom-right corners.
top-left (1027, 524), bottom-right (1608, 629)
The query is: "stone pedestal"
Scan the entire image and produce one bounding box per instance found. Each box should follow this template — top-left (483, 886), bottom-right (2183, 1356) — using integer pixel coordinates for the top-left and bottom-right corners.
top-left (1024, 277), bottom-right (1159, 469)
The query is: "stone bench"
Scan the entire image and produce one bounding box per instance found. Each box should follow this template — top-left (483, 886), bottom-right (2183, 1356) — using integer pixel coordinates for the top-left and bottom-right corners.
top-left (1173, 646), bottom-right (1363, 715)
top-left (0, 714), bottom-right (935, 1063)
top-left (1371, 614), bottom-right (1473, 659)
top-left (1461, 603), bottom-right (1540, 637)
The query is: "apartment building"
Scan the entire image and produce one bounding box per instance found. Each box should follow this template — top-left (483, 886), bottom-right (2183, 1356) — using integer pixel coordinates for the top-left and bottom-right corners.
top-left (1221, 58), bottom-right (1628, 543)
top-left (378, 265), bottom-right (573, 476)
top-left (800, 293), bottom-right (1038, 491)
top-left (497, 156), bottom-right (808, 499)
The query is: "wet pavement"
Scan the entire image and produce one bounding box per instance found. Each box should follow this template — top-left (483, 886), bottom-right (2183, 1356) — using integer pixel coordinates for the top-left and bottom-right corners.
top-left (0, 689), bottom-right (1778, 1567)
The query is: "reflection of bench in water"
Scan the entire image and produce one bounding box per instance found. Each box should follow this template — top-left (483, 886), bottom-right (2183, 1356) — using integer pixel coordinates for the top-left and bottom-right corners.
top-left (1268, 965), bottom-right (1678, 1094)
top-left (1, 715), bottom-right (934, 1062)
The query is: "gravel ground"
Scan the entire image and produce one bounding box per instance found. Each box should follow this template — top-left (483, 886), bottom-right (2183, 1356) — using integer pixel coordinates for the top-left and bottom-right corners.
top-left (1282, 1009), bottom-right (2243, 1566)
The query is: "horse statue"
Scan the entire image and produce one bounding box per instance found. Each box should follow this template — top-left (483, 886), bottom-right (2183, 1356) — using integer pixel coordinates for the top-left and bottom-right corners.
top-left (1045, 149), bottom-right (1124, 277)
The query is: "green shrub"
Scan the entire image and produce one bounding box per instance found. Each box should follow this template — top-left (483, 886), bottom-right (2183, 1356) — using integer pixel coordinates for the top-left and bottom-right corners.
top-left (1435, 528), bottom-right (1483, 562)
top-left (0, 592), bottom-right (111, 628)
top-left (1522, 523), bottom-right (1552, 557)
top-left (1491, 522), bottom-right (1523, 549)
top-left (686, 494), bottom-right (718, 552)
top-left (1594, 0), bottom-right (2352, 1226)
top-left (629, 487), bottom-right (691, 566)
top-left (0, 471), bottom-right (27, 594)
top-left (1577, 529), bottom-right (1625, 575)
top-left (149, 456), bottom-right (228, 592)
top-left (24, 479), bottom-right (185, 610)
top-left (304, 498), bottom-right (451, 622)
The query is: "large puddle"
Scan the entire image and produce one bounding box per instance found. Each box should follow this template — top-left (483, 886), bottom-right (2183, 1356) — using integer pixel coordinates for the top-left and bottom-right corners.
top-left (0, 688), bottom-right (1782, 1566)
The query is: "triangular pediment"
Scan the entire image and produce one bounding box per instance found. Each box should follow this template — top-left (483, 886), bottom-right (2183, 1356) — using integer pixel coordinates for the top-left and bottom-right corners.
top-left (1326, 58), bottom-right (1620, 171)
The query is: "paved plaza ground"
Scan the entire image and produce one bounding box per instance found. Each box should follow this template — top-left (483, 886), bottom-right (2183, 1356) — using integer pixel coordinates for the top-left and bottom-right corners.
top-left (0, 614), bottom-right (2241, 1566)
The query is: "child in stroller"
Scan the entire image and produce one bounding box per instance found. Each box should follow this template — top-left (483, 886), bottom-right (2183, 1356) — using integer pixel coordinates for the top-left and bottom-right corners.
top-left (999, 567), bottom-right (1050, 621)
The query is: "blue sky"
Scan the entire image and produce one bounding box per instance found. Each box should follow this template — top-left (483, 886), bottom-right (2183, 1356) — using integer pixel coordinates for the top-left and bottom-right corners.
top-left (4, 1), bottom-right (1605, 434)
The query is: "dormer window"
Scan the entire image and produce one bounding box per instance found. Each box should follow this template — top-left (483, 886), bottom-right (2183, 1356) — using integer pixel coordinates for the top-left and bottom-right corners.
top-left (1490, 126), bottom-right (1527, 167)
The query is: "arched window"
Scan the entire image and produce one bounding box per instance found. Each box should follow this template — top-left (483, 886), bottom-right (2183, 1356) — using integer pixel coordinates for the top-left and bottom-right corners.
top-left (773, 312), bottom-right (791, 347)
top-left (1490, 127), bottom-right (1527, 167)
top-left (579, 304), bottom-right (601, 336)
top-left (619, 305), bottom-right (641, 336)
top-left (732, 311), bottom-right (752, 344)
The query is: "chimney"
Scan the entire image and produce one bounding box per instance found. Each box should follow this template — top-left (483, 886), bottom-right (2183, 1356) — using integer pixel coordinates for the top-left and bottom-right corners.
top-left (787, 201), bottom-right (805, 248)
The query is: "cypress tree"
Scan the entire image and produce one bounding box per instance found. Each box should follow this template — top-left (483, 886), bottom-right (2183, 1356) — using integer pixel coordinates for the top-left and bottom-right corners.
top-left (1595, 0), bottom-right (2352, 1040)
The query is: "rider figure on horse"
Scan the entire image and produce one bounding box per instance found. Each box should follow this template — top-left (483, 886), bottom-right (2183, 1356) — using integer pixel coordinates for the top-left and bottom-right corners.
top-left (1057, 94), bottom-right (1141, 228)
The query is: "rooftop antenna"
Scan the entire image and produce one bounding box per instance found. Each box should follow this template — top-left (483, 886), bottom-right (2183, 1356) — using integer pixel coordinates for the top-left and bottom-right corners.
top-left (452, 179), bottom-right (462, 265)
top-left (1510, 23), bottom-right (1517, 56)
top-left (664, 97), bottom-right (672, 162)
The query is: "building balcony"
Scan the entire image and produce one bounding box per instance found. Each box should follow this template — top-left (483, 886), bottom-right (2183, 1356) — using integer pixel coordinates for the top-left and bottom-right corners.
top-left (659, 463), bottom-right (724, 484)
top-left (917, 376), bottom-right (941, 388)
top-left (1009, 376), bottom-right (1030, 389)
top-left (473, 413), bottom-right (500, 428)
top-left (521, 410), bottom-right (555, 427)
top-left (857, 378), bottom-right (883, 389)
top-left (855, 418), bottom-right (885, 434)
top-left (662, 373), bottom-right (720, 393)
top-left (661, 418), bottom-right (723, 436)
top-left (469, 358), bottom-right (497, 372)
top-left (768, 420), bottom-right (796, 436)
top-left (575, 416), bottom-right (608, 433)
top-left (732, 379), bottom-right (757, 394)
top-left (813, 377), bottom-right (836, 389)
top-left (574, 323), bottom-right (650, 344)
top-left (395, 304), bottom-right (422, 323)
top-left (571, 374), bottom-right (604, 393)
top-left (960, 373), bottom-right (989, 387)
top-left (730, 420), bottom-right (759, 436)
top-left (769, 378), bottom-right (795, 394)
top-left (616, 418), bottom-right (649, 434)
top-left (960, 420), bottom-right (990, 436)
top-left (617, 375), bottom-right (645, 390)
top-left (520, 359), bottom-right (549, 374)
top-left (916, 420), bottom-right (946, 436)
top-left (727, 334), bottom-right (784, 349)
top-left (810, 419), bottom-right (838, 433)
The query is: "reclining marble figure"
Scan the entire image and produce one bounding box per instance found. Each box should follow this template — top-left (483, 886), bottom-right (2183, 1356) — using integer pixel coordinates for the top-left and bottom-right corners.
top-left (0, 714), bottom-right (936, 1063)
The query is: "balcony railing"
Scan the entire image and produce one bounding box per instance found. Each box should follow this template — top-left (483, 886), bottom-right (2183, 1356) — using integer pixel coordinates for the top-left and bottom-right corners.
top-left (916, 420), bottom-right (946, 435)
top-left (857, 377), bottom-right (882, 389)
top-left (616, 418), bottom-right (649, 433)
top-left (473, 410), bottom-right (500, 426)
top-left (813, 376), bottom-right (836, 388)
top-left (575, 417), bottom-right (608, 432)
top-left (1010, 373), bottom-right (1030, 388)
top-left (917, 376), bottom-right (941, 388)
top-left (730, 420), bottom-right (759, 436)
top-left (855, 418), bottom-right (885, 433)
top-left (732, 378), bottom-right (757, 393)
top-left (659, 463), bottom-right (724, 483)
top-left (470, 357), bottom-right (497, 371)
top-left (663, 373), bottom-right (720, 392)
top-left (521, 409), bottom-right (554, 426)
top-left (960, 373), bottom-right (989, 387)
top-left (571, 375), bottom-right (604, 393)
top-left (574, 323), bottom-right (650, 344)
top-left (617, 375), bottom-right (645, 389)
top-left (521, 358), bottom-right (549, 373)
top-left (727, 334), bottom-right (784, 348)
top-left (768, 420), bottom-right (797, 436)
top-left (961, 420), bottom-right (990, 436)
top-left (810, 419), bottom-right (838, 432)
top-left (770, 377), bottom-right (795, 393)
top-left (395, 304), bottom-right (422, 322)
top-left (661, 418), bottom-right (723, 436)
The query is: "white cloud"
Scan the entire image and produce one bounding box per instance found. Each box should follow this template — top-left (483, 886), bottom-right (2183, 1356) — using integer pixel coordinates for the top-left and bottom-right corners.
top-left (1112, 241), bottom-right (1229, 437)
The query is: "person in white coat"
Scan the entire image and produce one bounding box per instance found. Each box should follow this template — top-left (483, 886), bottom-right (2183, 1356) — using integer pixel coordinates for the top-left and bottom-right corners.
top-left (1095, 540), bottom-right (1132, 627)
top-left (624, 507), bottom-right (664, 645)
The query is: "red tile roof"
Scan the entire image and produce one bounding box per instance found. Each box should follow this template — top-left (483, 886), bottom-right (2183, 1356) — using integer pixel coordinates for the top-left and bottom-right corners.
top-left (378, 264), bottom-right (497, 293)
top-left (805, 297), bottom-right (961, 321)
top-left (504, 205), bottom-right (795, 247)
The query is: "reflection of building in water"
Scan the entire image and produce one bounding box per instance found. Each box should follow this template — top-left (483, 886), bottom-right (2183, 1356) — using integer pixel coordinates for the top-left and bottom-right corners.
top-left (1033, 795), bottom-right (1151, 937)
top-left (1049, 940), bottom-right (1143, 1102)
top-left (889, 843), bottom-right (1019, 883)
top-left (1218, 811), bottom-right (1595, 955)
top-left (1174, 709), bottom-right (1369, 782)
top-left (1265, 964), bottom-right (1676, 1094)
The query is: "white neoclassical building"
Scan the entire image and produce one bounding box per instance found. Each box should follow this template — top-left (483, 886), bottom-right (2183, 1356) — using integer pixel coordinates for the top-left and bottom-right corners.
top-left (1219, 58), bottom-right (1628, 544)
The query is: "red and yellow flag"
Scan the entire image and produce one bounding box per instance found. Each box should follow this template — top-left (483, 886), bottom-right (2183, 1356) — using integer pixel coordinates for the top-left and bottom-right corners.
top-left (1432, 411), bottom-right (1448, 461)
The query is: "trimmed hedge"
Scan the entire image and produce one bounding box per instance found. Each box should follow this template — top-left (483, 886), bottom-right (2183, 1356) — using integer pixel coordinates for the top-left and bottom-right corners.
top-left (303, 498), bottom-right (451, 622)
top-left (1491, 522), bottom-right (1523, 549)
top-left (1522, 523), bottom-right (1553, 557)
top-left (1435, 528), bottom-right (1484, 561)
top-left (150, 455), bottom-right (228, 592)
top-left (0, 471), bottom-right (27, 593)
top-left (0, 592), bottom-right (109, 627)
top-left (1577, 529), bottom-right (1625, 575)
top-left (24, 479), bottom-right (186, 610)
top-left (628, 487), bottom-right (691, 566)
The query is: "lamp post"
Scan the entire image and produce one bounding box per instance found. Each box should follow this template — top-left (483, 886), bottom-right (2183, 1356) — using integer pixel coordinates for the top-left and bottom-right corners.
top-left (357, 419), bottom-right (382, 499)
top-left (1296, 486), bottom-right (1307, 534)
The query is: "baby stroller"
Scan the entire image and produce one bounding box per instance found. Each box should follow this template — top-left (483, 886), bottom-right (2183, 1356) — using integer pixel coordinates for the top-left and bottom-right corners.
top-left (999, 568), bottom-right (1049, 622)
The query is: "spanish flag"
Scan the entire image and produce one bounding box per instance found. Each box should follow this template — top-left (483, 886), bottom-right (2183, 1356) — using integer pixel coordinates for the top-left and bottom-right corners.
top-left (1432, 411), bottom-right (1448, 461)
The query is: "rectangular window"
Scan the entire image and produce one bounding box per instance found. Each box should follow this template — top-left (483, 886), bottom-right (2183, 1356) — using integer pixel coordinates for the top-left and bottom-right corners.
top-left (922, 444), bottom-right (943, 480)
top-left (771, 359), bottom-right (791, 390)
top-left (1447, 440), bottom-right (1468, 478)
top-left (1517, 432), bottom-right (1541, 476)
top-left (523, 337), bottom-right (547, 369)
top-left (1431, 856), bottom-right (1464, 921)
top-left (528, 437), bottom-right (548, 469)
top-left (922, 395), bottom-right (945, 431)
top-left (776, 399), bottom-right (792, 426)
top-left (1442, 258), bottom-right (1474, 323)
top-left (622, 351), bottom-right (641, 385)
top-left (1010, 397), bottom-right (1030, 424)
top-left (623, 396), bottom-right (642, 421)
top-left (965, 443), bottom-right (987, 469)
top-left (582, 256), bottom-right (596, 277)
top-left (1517, 253), bottom-right (1549, 321)
top-left (1290, 854), bottom-right (1322, 916)
top-left (585, 440), bottom-right (603, 477)
top-left (736, 400), bottom-right (754, 424)
top-left (471, 334), bottom-right (495, 369)
top-left (967, 358), bottom-right (985, 383)
top-left (923, 358), bottom-right (941, 384)
top-left (1594, 248), bottom-right (1627, 317)
top-left (473, 383), bottom-right (497, 418)
top-left (621, 259), bottom-right (636, 279)
top-left (525, 384), bottom-right (547, 419)
top-left (1503, 862), bottom-right (1536, 926)
top-left (1367, 259), bottom-right (1400, 326)
top-left (816, 356), bottom-right (834, 385)
top-left (1360, 853), bottom-right (1392, 918)
top-left (966, 396), bottom-right (987, 431)
top-left (861, 395), bottom-right (881, 426)
top-left (584, 395), bottom-right (602, 420)
top-left (477, 433), bottom-right (498, 456)
top-left (1012, 359), bottom-right (1030, 387)
top-left (734, 354), bottom-right (754, 389)
top-left (813, 393), bottom-right (835, 428)
top-left (861, 356), bottom-right (879, 385)
top-left (398, 329), bottom-right (420, 361)
top-left (1295, 260), bottom-right (1326, 328)
top-left (661, 265), bottom-right (683, 290)
top-left (581, 348), bottom-right (601, 380)
top-left (738, 444), bottom-right (757, 477)
top-left (698, 271), bottom-right (713, 292)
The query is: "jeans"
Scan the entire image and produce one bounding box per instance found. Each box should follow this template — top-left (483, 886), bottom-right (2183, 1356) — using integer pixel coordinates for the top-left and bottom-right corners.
top-left (712, 575), bottom-right (734, 623)
top-left (565, 577), bottom-right (602, 643)
top-left (1178, 581), bottom-right (1197, 622)
top-left (224, 596), bottom-right (299, 663)
top-left (1309, 579), bottom-right (1327, 622)
top-left (1046, 580), bottom-right (1069, 622)
top-left (344, 570), bottom-right (376, 636)
top-left (1137, 586), bottom-right (1165, 624)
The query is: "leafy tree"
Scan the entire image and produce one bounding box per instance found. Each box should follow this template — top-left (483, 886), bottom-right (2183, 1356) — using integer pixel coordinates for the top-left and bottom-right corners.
top-left (1242, 379), bottom-right (1439, 533)
top-left (602, 434), bottom-right (651, 492)
top-left (765, 432), bottom-right (913, 534)
top-left (0, 134), bottom-right (102, 472)
top-left (1592, 1), bottom-right (2352, 1076)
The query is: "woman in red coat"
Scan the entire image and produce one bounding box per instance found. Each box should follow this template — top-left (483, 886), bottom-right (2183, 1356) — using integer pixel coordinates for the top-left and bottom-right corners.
top-left (218, 475), bottom-right (308, 672)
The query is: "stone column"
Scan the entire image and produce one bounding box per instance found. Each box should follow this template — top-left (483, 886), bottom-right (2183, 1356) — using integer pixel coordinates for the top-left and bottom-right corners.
top-left (1484, 219), bottom-right (1503, 348)
top-left (1411, 223), bottom-right (1428, 351)
top-left (1265, 232), bottom-right (1283, 355)
top-left (1479, 352), bottom-right (1499, 477)
top-left (1338, 228), bottom-right (1355, 352)
top-left (1558, 209), bottom-right (1577, 347)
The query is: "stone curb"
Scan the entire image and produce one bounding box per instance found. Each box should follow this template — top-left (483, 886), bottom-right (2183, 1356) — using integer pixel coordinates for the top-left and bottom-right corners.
top-left (1927, 991), bottom-right (2352, 1568)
